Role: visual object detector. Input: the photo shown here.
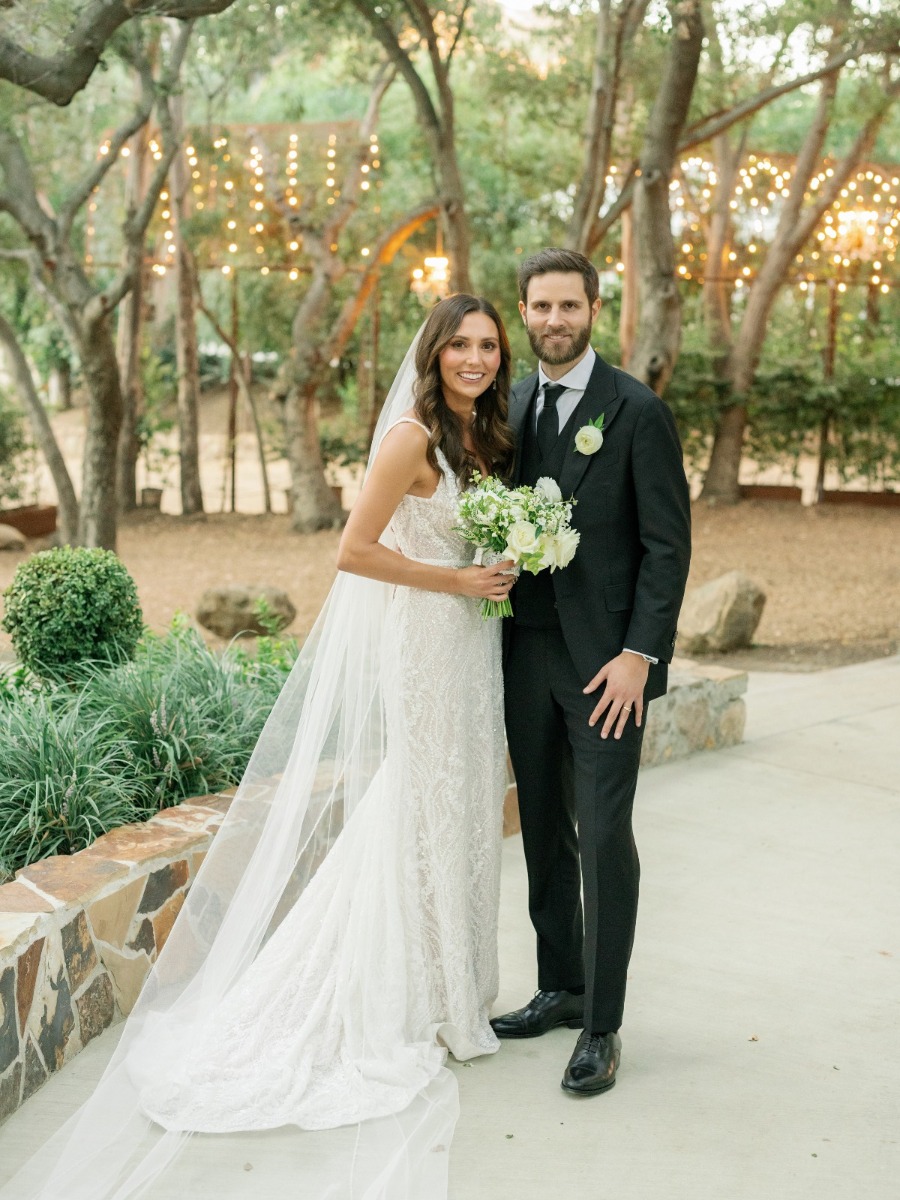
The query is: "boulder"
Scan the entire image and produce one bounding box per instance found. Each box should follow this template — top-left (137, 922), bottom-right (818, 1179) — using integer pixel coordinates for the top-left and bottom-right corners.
top-left (0, 524), bottom-right (26, 552)
top-left (677, 570), bottom-right (766, 654)
top-left (196, 585), bottom-right (297, 640)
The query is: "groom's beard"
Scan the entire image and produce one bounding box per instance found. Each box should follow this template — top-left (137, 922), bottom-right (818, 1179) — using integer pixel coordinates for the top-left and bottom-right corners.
top-left (525, 318), bottom-right (592, 366)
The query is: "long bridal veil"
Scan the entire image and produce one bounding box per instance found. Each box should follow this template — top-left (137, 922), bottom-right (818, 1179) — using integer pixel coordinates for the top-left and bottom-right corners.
top-left (1, 329), bottom-right (461, 1199)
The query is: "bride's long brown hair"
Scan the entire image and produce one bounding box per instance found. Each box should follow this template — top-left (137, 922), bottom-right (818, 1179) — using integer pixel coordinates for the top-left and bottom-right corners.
top-left (413, 294), bottom-right (516, 487)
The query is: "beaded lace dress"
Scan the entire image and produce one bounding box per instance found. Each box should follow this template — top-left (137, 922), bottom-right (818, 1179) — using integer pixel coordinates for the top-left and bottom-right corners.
top-left (134, 420), bottom-right (505, 1134)
top-left (0, 340), bottom-right (506, 1200)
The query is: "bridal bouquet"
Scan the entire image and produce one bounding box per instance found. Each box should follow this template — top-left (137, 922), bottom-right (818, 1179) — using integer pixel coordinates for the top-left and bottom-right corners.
top-left (455, 474), bottom-right (581, 618)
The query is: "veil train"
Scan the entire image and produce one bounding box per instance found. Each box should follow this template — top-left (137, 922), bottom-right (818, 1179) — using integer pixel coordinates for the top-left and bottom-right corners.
top-left (0, 329), bottom-right (463, 1200)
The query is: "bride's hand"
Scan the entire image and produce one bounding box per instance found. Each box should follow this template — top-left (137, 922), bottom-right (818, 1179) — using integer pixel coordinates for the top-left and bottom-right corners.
top-left (454, 562), bottom-right (516, 600)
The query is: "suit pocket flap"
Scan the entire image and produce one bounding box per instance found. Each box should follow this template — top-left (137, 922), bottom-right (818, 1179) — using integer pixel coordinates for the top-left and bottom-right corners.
top-left (604, 582), bottom-right (635, 612)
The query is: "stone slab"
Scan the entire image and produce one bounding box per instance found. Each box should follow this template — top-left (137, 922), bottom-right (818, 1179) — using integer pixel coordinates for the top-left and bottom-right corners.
top-left (149, 806), bottom-right (223, 835)
top-left (16, 856), bottom-right (129, 907)
top-left (15, 940), bottom-right (44, 1037)
top-left (138, 861), bottom-right (189, 915)
top-left (81, 822), bottom-right (206, 867)
top-left (95, 946), bottom-right (150, 1017)
top-left (0, 884), bottom-right (54, 915)
top-left (74, 975), bottom-right (114, 1046)
top-left (60, 914), bottom-right (98, 994)
top-left (85, 878), bottom-right (145, 951)
top-left (0, 914), bottom-right (47, 957)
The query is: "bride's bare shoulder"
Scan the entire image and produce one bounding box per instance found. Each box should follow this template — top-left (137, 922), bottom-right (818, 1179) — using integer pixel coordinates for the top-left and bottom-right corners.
top-left (380, 412), bottom-right (430, 446)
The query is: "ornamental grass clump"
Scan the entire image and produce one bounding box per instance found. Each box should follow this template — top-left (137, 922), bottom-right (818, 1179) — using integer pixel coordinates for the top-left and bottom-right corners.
top-left (0, 695), bottom-right (145, 878)
top-left (2, 546), bottom-right (144, 678)
top-left (0, 615), bottom-right (297, 876)
top-left (74, 619), bottom-right (296, 814)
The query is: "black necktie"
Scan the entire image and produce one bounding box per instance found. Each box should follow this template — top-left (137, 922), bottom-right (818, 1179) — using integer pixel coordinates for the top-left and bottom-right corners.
top-left (537, 383), bottom-right (565, 461)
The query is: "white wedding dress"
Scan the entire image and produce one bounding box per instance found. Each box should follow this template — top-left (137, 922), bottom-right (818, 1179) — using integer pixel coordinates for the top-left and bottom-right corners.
top-left (136, 424), bottom-right (506, 1133)
top-left (1, 350), bottom-right (506, 1200)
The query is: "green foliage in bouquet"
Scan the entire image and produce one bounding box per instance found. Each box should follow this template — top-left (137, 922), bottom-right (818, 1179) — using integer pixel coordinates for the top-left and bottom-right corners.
top-left (2, 547), bottom-right (144, 678)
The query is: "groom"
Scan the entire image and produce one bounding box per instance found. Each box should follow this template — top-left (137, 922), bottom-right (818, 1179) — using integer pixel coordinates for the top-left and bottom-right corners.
top-left (493, 248), bottom-right (691, 1094)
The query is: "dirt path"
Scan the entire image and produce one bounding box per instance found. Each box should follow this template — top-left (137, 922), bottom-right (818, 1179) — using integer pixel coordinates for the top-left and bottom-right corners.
top-left (1, 502), bottom-right (898, 670)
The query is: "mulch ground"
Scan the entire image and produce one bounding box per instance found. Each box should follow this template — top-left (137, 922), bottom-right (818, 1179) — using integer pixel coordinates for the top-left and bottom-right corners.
top-left (1, 501), bottom-right (898, 671)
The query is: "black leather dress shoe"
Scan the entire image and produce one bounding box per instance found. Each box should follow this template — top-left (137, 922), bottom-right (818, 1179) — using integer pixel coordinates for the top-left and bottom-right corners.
top-left (490, 990), bottom-right (584, 1039)
top-left (561, 1030), bottom-right (621, 1094)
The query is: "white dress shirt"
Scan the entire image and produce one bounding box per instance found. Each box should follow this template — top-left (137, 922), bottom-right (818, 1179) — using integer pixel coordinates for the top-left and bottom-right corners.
top-left (535, 347), bottom-right (596, 433)
top-left (534, 347), bottom-right (658, 667)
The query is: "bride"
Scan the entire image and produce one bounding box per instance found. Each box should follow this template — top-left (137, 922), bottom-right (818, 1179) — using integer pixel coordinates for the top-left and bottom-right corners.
top-left (1, 294), bottom-right (517, 1199)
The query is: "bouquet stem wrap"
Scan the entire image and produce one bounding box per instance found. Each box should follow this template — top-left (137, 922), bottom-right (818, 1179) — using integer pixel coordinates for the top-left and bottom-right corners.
top-left (473, 548), bottom-right (520, 619)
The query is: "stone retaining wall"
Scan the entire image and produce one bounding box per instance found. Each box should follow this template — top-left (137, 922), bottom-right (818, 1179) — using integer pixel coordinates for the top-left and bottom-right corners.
top-left (0, 795), bottom-right (231, 1121)
top-left (0, 658), bottom-right (746, 1122)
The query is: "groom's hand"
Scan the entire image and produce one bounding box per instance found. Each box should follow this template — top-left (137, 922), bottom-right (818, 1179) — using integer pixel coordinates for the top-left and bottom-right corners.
top-left (583, 652), bottom-right (649, 739)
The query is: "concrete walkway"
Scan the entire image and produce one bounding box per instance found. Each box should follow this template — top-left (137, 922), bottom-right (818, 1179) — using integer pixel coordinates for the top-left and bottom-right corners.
top-left (2, 656), bottom-right (898, 1199)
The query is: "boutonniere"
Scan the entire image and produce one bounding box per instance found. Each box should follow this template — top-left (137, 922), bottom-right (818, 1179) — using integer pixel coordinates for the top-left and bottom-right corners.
top-left (574, 413), bottom-right (605, 456)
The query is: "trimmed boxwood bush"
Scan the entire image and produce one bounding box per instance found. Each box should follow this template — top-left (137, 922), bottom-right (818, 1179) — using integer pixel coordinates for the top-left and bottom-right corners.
top-left (2, 546), bottom-right (144, 677)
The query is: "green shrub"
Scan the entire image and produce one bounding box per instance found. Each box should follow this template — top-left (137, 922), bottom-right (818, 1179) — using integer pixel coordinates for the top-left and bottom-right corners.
top-left (74, 618), bottom-right (295, 814)
top-left (0, 695), bottom-right (145, 877)
top-left (2, 547), bottom-right (144, 677)
top-left (0, 616), bottom-right (296, 875)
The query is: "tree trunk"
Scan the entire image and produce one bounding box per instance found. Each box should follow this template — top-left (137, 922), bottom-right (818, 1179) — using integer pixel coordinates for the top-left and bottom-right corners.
top-left (618, 205), bottom-right (637, 364)
top-left (284, 379), bottom-right (343, 531)
top-left (351, 3), bottom-right (471, 291)
top-left (702, 130), bottom-right (744, 362)
top-left (439, 144), bottom-right (471, 293)
top-left (116, 122), bottom-right (150, 512)
top-left (49, 361), bottom-right (72, 410)
top-left (77, 317), bottom-right (123, 549)
top-left (174, 238), bottom-right (204, 513)
top-left (115, 270), bottom-right (145, 511)
top-left (625, 0), bottom-right (704, 394)
top-left (568, 0), bottom-right (649, 256)
top-left (171, 96), bottom-right (204, 515)
top-left (0, 312), bottom-right (79, 543)
top-left (701, 67), bottom-right (892, 502)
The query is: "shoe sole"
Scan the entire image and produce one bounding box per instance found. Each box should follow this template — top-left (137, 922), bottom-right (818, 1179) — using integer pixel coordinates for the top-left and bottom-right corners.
top-left (492, 1017), bottom-right (584, 1039)
top-left (560, 1076), bottom-right (617, 1096)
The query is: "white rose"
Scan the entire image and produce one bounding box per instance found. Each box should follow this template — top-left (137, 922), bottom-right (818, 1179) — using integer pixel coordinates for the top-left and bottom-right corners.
top-left (552, 527), bottom-right (580, 569)
top-left (538, 534), bottom-right (559, 571)
top-left (574, 425), bottom-right (604, 455)
top-left (504, 520), bottom-right (540, 561)
top-left (535, 476), bottom-right (563, 503)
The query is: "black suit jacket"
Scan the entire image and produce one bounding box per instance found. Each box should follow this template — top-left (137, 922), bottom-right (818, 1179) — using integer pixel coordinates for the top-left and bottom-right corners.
top-left (505, 352), bottom-right (691, 704)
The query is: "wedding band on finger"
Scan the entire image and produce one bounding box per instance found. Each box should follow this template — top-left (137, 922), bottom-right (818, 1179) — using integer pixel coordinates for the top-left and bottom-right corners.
top-left (623, 705), bottom-right (632, 713)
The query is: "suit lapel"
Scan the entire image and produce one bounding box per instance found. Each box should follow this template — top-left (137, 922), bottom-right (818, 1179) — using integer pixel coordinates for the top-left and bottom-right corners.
top-left (559, 353), bottom-right (622, 497)
top-left (509, 373), bottom-right (539, 486)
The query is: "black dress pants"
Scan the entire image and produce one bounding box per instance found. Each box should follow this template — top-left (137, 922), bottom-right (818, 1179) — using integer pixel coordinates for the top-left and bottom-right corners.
top-left (504, 625), bottom-right (644, 1033)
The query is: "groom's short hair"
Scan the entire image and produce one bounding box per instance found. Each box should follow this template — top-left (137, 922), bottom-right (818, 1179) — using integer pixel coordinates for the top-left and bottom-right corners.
top-left (518, 248), bottom-right (600, 306)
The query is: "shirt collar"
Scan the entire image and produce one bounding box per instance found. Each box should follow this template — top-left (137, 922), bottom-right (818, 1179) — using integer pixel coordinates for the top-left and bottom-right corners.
top-left (537, 346), bottom-right (596, 394)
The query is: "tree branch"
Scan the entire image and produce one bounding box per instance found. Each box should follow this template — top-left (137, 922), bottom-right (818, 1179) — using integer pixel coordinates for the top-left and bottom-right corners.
top-left (58, 52), bottom-right (156, 241)
top-left (0, 0), bottom-right (236, 105)
top-left (96, 27), bottom-right (193, 319)
top-left (447, 0), bottom-right (472, 63)
top-left (679, 47), bottom-right (857, 151)
top-left (326, 203), bottom-right (440, 364)
top-left (349, 0), bottom-right (443, 146)
top-left (0, 125), bottom-right (56, 250)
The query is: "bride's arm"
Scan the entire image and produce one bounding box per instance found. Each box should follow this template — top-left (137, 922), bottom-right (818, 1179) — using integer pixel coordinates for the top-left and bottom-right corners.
top-left (336, 424), bottom-right (513, 601)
